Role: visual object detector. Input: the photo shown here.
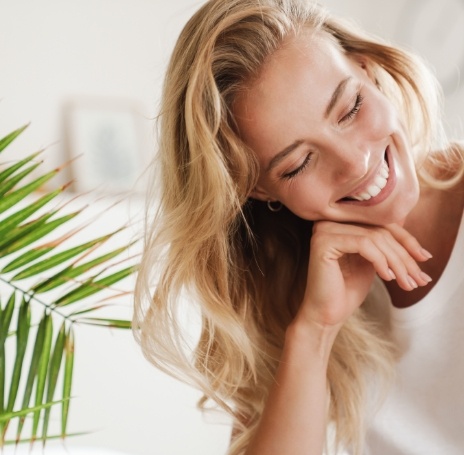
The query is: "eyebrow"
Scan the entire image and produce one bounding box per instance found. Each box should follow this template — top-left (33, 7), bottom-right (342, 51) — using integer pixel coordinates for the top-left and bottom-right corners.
top-left (266, 140), bottom-right (304, 172)
top-left (324, 76), bottom-right (352, 118)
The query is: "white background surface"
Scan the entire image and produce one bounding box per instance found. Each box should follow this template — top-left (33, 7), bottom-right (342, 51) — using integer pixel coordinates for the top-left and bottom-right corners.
top-left (0, 1), bottom-right (463, 454)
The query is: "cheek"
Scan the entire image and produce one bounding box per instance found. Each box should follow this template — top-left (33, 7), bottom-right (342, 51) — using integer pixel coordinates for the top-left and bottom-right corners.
top-left (282, 180), bottom-right (329, 220)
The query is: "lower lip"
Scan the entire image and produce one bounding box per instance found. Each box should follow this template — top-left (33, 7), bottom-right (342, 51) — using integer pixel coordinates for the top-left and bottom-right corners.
top-left (340, 147), bottom-right (397, 207)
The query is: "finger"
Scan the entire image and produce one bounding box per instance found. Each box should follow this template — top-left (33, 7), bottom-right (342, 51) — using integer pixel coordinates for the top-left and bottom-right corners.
top-left (312, 222), bottom-right (431, 291)
top-left (366, 227), bottom-right (431, 289)
top-left (385, 223), bottom-right (433, 262)
top-left (356, 225), bottom-right (432, 288)
top-left (310, 230), bottom-right (397, 284)
top-left (315, 221), bottom-right (432, 262)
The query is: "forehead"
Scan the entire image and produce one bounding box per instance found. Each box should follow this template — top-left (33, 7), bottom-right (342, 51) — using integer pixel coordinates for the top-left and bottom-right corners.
top-left (233, 33), bottom-right (356, 157)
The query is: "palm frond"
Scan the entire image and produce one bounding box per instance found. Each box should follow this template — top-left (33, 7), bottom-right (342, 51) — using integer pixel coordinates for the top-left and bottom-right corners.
top-left (32, 245), bottom-right (132, 294)
top-left (0, 124), bottom-right (138, 447)
top-left (6, 297), bottom-right (31, 414)
top-left (55, 265), bottom-right (137, 307)
top-left (0, 155), bottom-right (42, 197)
top-left (10, 233), bottom-right (120, 281)
top-left (0, 399), bottom-right (69, 423)
top-left (0, 210), bottom-right (81, 258)
top-left (0, 124), bottom-right (29, 154)
top-left (62, 327), bottom-right (74, 438)
top-left (76, 317), bottom-right (132, 329)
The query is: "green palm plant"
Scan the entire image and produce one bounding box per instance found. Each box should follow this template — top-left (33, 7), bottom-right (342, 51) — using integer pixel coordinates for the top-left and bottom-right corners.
top-left (0, 124), bottom-right (137, 448)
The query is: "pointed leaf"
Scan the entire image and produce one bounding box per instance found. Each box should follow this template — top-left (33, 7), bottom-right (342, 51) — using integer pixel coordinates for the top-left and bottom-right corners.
top-left (0, 294), bottom-right (16, 424)
top-left (15, 314), bottom-right (48, 442)
top-left (0, 308), bottom-right (4, 425)
top-left (61, 328), bottom-right (74, 438)
top-left (0, 124), bottom-right (29, 154)
top-left (0, 399), bottom-right (69, 422)
top-left (6, 298), bottom-right (31, 413)
top-left (0, 150), bottom-right (42, 186)
top-left (0, 162), bottom-right (41, 199)
top-left (42, 322), bottom-right (66, 443)
top-left (0, 292), bottom-right (16, 338)
top-left (0, 210), bottom-right (55, 256)
top-left (33, 246), bottom-right (131, 294)
top-left (1, 210), bottom-right (80, 257)
top-left (11, 234), bottom-right (115, 281)
top-left (31, 315), bottom-right (53, 443)
top-left (56, 266), bottom-right (137, 307)
top-left (0, 167), bottom-right (59, 215)
top-left (4, 430), bottom-right (86, 445)
top-left (69, 302), bottom-right (120, 318)
top-left (77, 318), bottom-right (131, 329)
top-left (2, 246), bottom-right (54, 274)
top-left (0, 187), bottom-right (63, 239)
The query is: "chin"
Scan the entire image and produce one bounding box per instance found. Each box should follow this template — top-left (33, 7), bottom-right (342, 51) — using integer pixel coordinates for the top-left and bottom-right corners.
top-left (367, 189), bottom-right (419, 226)
top-left (336, 189), bottom-right (419, 226)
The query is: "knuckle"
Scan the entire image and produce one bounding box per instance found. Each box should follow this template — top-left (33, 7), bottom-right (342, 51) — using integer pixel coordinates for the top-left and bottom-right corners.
top-left (358, 235), bottom-right (374, 249)
top-left (369, 226), bottom-right (388, 243)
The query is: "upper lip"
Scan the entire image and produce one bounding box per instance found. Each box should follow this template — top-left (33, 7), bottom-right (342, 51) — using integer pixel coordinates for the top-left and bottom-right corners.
top-left (339, 148), bottom-right (388, 200)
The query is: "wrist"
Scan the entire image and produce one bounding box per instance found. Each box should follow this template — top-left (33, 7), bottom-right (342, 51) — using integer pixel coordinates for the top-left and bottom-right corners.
top-left (286, 316), bottom-right (340, 362)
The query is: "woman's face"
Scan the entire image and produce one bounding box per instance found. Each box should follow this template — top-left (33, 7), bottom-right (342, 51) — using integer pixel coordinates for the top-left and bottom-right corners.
top-left (234, 32), bottom-right (420, 226)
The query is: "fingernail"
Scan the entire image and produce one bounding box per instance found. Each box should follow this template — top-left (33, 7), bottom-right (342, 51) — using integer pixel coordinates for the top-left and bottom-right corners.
top-left (421, 248), bottom-right (433, 259)
top-left (408, 276), bottom-right (418, 289)
top-left (388, 268), bottom-right (396, 280)
top-left (420, 271), bottom-right (433, 283)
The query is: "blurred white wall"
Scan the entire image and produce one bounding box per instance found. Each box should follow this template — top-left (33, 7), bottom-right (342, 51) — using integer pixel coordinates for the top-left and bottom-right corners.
top-left (0, 1), bottom-right (463, 454)
top-left (0, 0), bottom-right (201, 173)
top-left (323, 0), bottom-right (464, 137)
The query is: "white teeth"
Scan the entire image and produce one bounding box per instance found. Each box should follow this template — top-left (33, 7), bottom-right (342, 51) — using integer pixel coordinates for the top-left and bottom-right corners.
top-left (380, 165), bottom-right (389, 179)
top-left (348, 159), bottom-right (390, 202)
top-left (366, 184), bottom-right (382, 197)
top-left (374, 175), bottom-right (387, 188)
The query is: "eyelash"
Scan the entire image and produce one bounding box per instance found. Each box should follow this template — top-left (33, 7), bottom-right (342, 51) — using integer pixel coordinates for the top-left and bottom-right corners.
top-left (282, 153), bottom-right (313, 180)
top-left (341, 93), bottom-right (364, 123)
top-left (281, 92), bottom-right (364, 181)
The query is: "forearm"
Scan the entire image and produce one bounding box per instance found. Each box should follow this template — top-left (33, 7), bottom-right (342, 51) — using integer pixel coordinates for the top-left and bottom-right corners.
top-left (244, 319), bottom-right (339, 455)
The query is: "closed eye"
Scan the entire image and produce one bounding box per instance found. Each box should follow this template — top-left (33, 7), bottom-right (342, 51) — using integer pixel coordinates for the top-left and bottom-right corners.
top-left (281, 153), bottom-right (313, 180)
top-left (340, 93), bottom-right (364, 124)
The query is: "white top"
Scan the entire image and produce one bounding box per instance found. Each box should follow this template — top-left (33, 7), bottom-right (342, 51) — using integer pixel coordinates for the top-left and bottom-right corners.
top-left (361, 211), bottom-right (464, 454)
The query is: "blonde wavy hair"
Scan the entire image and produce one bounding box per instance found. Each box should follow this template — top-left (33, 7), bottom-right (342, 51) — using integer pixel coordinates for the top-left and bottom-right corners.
top-left (133, 0), bottom-right (463, 453)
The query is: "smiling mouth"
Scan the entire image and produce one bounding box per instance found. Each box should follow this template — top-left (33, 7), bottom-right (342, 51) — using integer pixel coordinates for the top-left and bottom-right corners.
top-left (339, 149), bottom-right (391, 203)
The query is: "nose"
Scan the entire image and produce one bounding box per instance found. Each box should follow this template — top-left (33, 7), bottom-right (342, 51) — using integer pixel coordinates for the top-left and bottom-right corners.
top-left (327, 142), bottom-right (371, 183)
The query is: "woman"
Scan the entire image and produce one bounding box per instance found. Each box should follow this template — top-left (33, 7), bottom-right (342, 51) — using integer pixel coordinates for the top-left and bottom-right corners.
top-left (133, 0), bottom-right (464, 453)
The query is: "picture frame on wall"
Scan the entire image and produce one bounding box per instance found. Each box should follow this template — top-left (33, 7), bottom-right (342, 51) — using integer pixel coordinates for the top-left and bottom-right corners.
top-left (63, 97), bottom-right (148, 195)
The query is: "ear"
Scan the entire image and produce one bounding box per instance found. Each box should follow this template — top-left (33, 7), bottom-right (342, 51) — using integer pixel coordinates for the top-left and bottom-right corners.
top-left (250, 185), bottom-right (274, 202)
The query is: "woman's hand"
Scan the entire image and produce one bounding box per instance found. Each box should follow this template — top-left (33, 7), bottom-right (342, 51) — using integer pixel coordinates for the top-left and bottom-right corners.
top-left (297, 221), bottom-right (432, 329)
